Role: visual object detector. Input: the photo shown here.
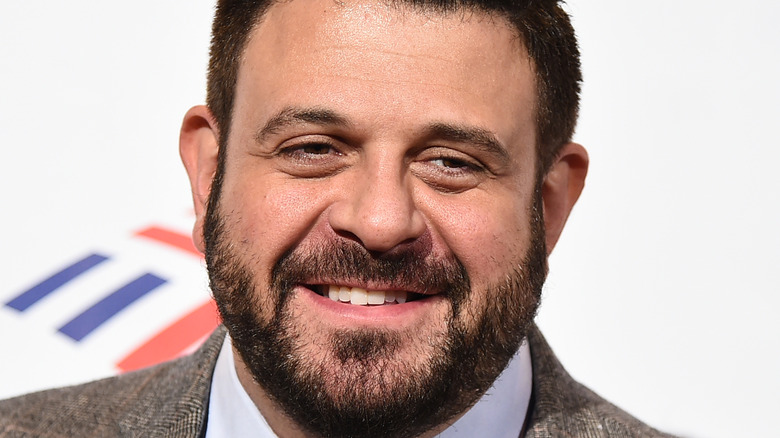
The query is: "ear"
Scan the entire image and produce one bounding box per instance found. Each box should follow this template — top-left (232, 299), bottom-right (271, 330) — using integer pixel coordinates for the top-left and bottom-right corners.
top-left (180, 105), bottom-right (220, 254)
top-left (541, 142), bottom-right (589, 254)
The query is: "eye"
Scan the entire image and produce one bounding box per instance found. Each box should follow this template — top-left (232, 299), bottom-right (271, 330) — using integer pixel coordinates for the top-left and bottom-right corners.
top-left (280, 141), bottom-right (339, 160)
top-left (274, 138), bottom-right (351, 178)
top-left (429, 157), bottom-right (480, 171)
top-left (298, 143), bottom-right (333, 155)
top-left (411, 148), bottom-right (489, 193)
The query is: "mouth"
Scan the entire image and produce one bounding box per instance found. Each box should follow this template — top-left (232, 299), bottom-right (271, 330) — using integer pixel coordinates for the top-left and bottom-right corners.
top-left (307, 284), bottom-right (431, 306)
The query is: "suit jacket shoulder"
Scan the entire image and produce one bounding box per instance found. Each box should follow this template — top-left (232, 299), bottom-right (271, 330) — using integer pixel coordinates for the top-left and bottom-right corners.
top-left (524, 326), bottom-right (676, 438)
top-left (0, 326), bottom-right (226, 438)
top-left (1, 325), bottom-right (675, 438)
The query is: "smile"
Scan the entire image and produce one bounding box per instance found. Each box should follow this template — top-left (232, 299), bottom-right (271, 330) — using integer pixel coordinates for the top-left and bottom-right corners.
top-left (311, 285), bottom-right (429, 306)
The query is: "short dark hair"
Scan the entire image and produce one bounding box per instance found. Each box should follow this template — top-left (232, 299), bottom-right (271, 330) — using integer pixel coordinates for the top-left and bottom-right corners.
top-left (207, 0), bottom-right (581, 172)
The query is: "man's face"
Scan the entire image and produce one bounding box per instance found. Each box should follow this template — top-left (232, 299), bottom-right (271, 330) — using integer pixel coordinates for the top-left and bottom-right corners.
top-left (204, 1), bottom-right (545, 436)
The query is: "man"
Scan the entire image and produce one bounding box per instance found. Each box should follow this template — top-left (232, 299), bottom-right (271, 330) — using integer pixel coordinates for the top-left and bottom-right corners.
top-left (0, 0), bottom-right (674, 437)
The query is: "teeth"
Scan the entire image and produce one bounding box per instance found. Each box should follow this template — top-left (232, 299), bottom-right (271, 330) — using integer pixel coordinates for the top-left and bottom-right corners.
top-left (350, 287), bottom-right (368, 305)
top-left (339, 286), bottom-right (351, 303)
top-left (325, 286), bottom-right (409, 306)
top-left (367, 290), bottom-right (385, 305)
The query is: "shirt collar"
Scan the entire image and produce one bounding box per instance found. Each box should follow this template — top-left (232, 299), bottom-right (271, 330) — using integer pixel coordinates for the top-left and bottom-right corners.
top-left (206, 335), bottom-right (532, 438)
top-left (205, 335), bottom-right (276, 437)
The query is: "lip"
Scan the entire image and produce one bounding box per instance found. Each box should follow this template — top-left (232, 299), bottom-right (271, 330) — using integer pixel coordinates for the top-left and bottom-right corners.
top-left (306, 280), bottom-right (437, 297)
top-left (295, 284), bottom-right (447, 329)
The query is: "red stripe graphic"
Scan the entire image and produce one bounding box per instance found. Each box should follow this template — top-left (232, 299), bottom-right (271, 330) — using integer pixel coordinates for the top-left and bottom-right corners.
top-left (135, 226), bottom-right (202, 258)
top-left (117, 225), bottom-right (217, 372)
top-left (117, 300), bottom-right (220, 372)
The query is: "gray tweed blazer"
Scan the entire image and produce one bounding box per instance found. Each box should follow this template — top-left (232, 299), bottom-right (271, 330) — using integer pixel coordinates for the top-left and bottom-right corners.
top-left (0, 325), bottom-right (675, 437)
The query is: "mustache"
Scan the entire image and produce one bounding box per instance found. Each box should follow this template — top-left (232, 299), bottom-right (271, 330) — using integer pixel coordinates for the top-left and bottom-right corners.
top-left (270, 237), bottom-right (471, 311)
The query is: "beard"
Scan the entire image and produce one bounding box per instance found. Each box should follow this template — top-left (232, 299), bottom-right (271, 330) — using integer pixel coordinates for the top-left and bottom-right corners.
top-left (203, 184), bottom-right (548, 438)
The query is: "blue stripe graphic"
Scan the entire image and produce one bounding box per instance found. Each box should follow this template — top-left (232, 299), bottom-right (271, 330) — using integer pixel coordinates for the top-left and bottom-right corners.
top-left (58, 273), bottom-right (167, 341)
top-left (6, 254), bottom-right (109, 312)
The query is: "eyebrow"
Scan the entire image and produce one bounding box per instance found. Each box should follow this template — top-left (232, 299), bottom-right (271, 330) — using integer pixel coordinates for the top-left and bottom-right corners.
top-left (425, 122), bottom-right (510, 162)
top-left (254, 107), bottom-right (509, 161)
top-left (255, 106), bottom-right (352, 143)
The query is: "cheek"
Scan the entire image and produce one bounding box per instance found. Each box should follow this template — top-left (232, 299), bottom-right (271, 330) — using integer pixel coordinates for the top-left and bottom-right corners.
top-left (220, 172), bottom-right (333, 273)
top-left (424, 188), bottom-right (534, 289)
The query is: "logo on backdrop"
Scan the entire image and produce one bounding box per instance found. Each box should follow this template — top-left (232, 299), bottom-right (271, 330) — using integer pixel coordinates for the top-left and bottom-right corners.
top-left (3, 226), bottom-right (219, 373)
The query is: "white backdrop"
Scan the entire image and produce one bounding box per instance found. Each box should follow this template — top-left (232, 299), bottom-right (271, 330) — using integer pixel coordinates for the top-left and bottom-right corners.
top-left (1, 2), bottom-right (778, 437)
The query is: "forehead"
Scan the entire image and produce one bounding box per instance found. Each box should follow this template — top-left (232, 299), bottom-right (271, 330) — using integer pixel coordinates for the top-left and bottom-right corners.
top-left (234, 0), bottom-right (536, 152)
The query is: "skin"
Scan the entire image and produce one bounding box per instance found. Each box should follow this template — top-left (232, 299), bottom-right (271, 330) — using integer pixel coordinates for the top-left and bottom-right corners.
top-left (180, 0), bottom-right (588, 436)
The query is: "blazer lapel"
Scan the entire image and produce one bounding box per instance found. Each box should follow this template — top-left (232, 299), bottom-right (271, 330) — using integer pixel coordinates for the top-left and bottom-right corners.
top-left (522, 325), bottom-right (674, 438)
top-left (117, 326), bottom-right (226, 437)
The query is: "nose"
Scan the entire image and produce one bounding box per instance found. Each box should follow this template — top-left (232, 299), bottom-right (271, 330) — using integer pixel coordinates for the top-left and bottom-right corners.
top-left (328, 162), bottom-right (426, 253)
